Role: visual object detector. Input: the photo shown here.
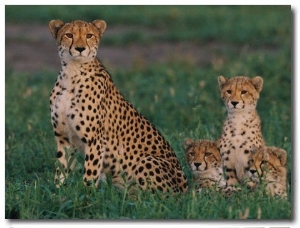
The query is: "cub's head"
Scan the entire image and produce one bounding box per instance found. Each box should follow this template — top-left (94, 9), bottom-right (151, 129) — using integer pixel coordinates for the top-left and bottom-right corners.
top-left (248, 146), bottom-right (287, 183)
top-left (49, 19), bottom-right (107, 63)
top-left (218, 76), bottom-right (263, 113)
top-left (184, 138), bottom-right (221, 173)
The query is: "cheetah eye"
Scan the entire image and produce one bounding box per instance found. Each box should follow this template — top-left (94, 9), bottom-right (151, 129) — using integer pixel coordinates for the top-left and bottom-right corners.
top-left (261, 160), bottom-right (268, 164)
top-left (65, 33), bottom-right (73, 38)
top-left (226, 90), bottom-right (232, 95)
top-left (205, 152), bottom-right (211, 156)
top-left (86, 34), bottom-right (93, 39)
top-left (189, 152), bottom-right (195, 157)
top-left (241, 90), bottom-right (248, 94)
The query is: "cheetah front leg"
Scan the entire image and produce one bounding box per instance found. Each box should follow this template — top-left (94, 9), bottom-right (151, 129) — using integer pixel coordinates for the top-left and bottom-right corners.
top-left (222, 163), bottom-right (241, 195)
top-left (82, 141), bottom-right (104, 187)
top-left (54, 136), bottom-right (77, 187)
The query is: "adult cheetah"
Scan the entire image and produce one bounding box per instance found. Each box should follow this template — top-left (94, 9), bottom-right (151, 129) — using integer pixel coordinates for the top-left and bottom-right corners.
top-left (48, 19), bottom-right (188, 193)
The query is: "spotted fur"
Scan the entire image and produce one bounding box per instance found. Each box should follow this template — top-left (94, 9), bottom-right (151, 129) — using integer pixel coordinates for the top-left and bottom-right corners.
top-left (218, 75), bottom-right (265, 189)
top-left (48, 19), bottom-right (188, 193)
top-left (184, 138), bottom-right (226, 192)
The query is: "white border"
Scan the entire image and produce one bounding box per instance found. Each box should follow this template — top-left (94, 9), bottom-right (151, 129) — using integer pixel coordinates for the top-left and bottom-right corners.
top-left (2, 1), bottom-right (297, 228)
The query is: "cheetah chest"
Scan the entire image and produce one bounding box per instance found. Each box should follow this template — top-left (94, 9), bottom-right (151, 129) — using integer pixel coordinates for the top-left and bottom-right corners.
top-left (220, 112), bottom-right (263, 165)
top-left (50, 68), bottom-right (92, 152)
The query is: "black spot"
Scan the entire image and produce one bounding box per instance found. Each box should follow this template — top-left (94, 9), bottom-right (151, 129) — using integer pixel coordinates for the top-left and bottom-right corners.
top-left (244, 150), bottom-right (250, 154)
top-left (156, 176), bottom-right (162, 183)
top-left (90, 154), bottom-right (94, 161)
top-left (138, 177), bottom-right (145, 186)
top-left (54, 131), bottom-right (61, 136)
top-left (93, 170), bottom-right (97, 176)
top-left (138, 166), bottom-right (144, 173)
top-left (86, 169), bottom-right (92, 176)
top-left (146, 163), bottom-right (152, 169)
top-left (157, 186), bottom-right (163, 191)
top-left (155, 168), bottom-right (160, 174)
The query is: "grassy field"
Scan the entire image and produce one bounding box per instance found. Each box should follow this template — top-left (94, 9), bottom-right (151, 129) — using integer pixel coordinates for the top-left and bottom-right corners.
top-left (5, 5), bottom-right (292, 220)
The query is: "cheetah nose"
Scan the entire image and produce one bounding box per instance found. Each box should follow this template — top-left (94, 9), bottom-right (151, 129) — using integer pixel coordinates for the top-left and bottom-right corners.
top-left (231, 101), bottom-right (239, 107)
top-left (194, 163), bottom-right (202, 169)
top-left (249, 169), bottom-right (257, 175)
top-left (75, 47), bottom-right (86, 53)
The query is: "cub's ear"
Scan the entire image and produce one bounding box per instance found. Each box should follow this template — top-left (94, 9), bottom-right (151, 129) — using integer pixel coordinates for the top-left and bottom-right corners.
top-left (218, 75), bottom-right (227, 89)
top-left (49, 20), bottom-right (64, 39)
top-left (214, 138), bottom-right (221, 150)
top-left (251, 144), bottom-right (263, 155)
top-left (270, 147), bottom-right (287, 166)
top-left (92, 20), bottom-right (107, 37)
top-left (251, 76), bottom-right (263, 93)
top-left (184, 138), bottom-right (194, 151)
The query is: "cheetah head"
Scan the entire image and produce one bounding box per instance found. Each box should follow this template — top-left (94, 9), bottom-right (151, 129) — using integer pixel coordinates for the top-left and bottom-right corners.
top-left (49, 19), bottom-right (107, 63)
top-left (184, 138), bottom-right (221, 173)
top-left (248, 145), bottom-right (287, 184)
top-left (218, 76), bottom-right (263, 113)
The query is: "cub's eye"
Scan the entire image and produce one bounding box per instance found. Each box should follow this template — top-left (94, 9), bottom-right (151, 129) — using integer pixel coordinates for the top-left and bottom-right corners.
top-left (226, 90), bottom-right (232, 94)
top-left (189, 152), bottom-right (195, 157)
top-left (241, 90), bottom-right (248, 94)
top-left (86, 34), bottom-right (93, 39)
top-left (261, 160), bottom-right (268, 164)
top-left (65, 33), bottom-right (73, 38)
top-left (205, 152), bottom-right (211, 156)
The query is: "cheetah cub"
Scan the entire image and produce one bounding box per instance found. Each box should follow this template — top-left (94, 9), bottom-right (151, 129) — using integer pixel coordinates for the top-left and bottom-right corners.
top-left (248, 146), bottom-right (288, 198)
top-left (48, 19), bottom-right (188, 193)
top-left (218, 75), bottom-right (265, 188)
top-left (184, 138), bottom-right (226, 192)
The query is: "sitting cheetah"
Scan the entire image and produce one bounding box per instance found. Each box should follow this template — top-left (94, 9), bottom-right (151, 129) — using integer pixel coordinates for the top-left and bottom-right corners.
top-left (248, 146), bottom-right (287, 198)
top-left (218, 75), bottom-right (265, 189)
top-left (48, 19), bottom-right (188, 193)
top-left (184, 138), bottom-right (226, 192)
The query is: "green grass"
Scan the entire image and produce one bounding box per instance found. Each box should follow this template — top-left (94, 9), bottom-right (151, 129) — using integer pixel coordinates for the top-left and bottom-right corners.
top-left (5, 5), bottom-right (291, 220)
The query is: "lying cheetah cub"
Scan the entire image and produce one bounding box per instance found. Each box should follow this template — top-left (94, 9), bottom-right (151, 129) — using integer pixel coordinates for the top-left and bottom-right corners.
top-left (218, 76), bottom-right (265, 188)
top-left (248, 146), bottom-right (287, 198)
top-left (184, 138), bottom-right (226, 192)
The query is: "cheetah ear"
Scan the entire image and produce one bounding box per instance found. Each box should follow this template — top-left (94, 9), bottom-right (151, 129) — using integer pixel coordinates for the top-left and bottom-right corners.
top-left (49, 20), bottom-right (65, 39)
top-left (251, 76), bottom-right (263, 93)
top-left (218, 75), bottom-right (227, 89)
top-left (270, 147), bottom-right (287, 166)
top-left (184, 138), bottom-right (194, 151)
top-left (262, 151), bottom-right (270, 161)
top-left (214, 139), bottom-right (221, 150)
top-left (251, 144), bottom-right (260, 155)
top-left (92, 20), bottom-right (107, 37)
